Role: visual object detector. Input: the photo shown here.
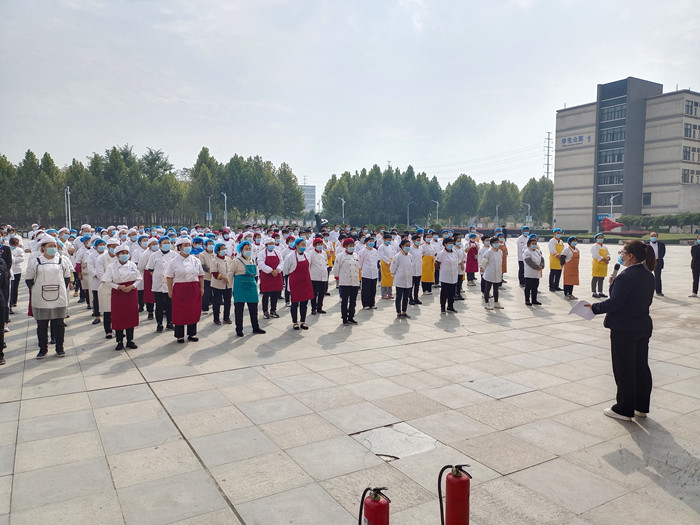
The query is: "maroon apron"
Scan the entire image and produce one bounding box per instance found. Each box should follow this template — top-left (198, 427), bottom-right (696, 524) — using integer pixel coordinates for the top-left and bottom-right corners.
top-left (143, 270), bottom-right (155, 304)
top-left (172, 281), bottom-right (202, 325)
top-left (288, 257), bottom-right (314, 302)
top-left (111, 281), bottom-right (139, 330)
top-left (260, 252), bottom-right (283, 292)
top-left (466, 244), bottom-right (479, 273)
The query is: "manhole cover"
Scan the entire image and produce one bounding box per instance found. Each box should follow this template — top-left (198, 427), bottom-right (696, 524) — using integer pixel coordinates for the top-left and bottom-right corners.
top-left (352, 423), bottom-right (438, 461)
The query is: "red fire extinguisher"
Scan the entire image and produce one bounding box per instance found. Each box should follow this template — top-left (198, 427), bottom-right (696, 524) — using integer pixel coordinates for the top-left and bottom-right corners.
top-left (438, 464), bottom-right (472, 525)
top-left (358, 486), bottom-right (390, 525)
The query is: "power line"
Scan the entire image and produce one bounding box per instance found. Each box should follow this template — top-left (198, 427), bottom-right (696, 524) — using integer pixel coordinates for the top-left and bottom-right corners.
top-left (415, 143), bottom-right (541, 170)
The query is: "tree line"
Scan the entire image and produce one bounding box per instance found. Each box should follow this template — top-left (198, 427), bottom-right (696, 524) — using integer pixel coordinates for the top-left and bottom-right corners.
top-left (321, 165), bottom-right (553, 228)
top-left (0, 146), bottom-right (306, 229)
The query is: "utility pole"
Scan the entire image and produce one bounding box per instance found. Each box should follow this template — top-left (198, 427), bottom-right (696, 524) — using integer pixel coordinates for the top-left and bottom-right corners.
top-left (221, 192), bottom-right (228, 228)
top-left (64, 186), bottom-right (72, 230)
top-left (609, 193), bottom-right (621, 219)
top-left (523, 202), bottom-right (531, 226)
top-left (431, 200), bottom-right (440, 225)
top-left (495, 203), bottom-right (501, 226)
top-left (544, 131), bottom-right (552, 180)
top-left (407, 201), bottom-right (415, 227)
top-left (338, 197), bottom-right (345, 224)
top-left (207, 195), bottom-right (213, 228)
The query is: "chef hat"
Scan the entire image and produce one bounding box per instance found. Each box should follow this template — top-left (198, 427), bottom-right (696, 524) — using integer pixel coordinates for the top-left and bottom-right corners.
top-left (214, 242), bottom-right (227, 253)
top-left (238, 240), bottom-right (252, 253)
top-left (286, 236), bottom-right (295, 244)
top-left (40, 235), bottom-right (57, 246)
top-left (468, 233), bottom-right (477, 239)
top-left (106, 237), bottom-right (121, 245)
top-left (521, 225), bottom-right (530, 231)
top-left (127, 228), bottom-right (138, 235)
top-left (46, 229), bottom-right (58, 235)
top-left (292, 238), bottom-right (306, 248)
top-left (58, 227), bottom-right (69, 234)
top-left (313, 237), bottom-right (324, 246)
top-left (158, 236), bottom-right (171, 244)
top-left (567, 236), bottom-right (577, 244)
top-left (552, 228), bottom-right (563, 233)
top-left (266, 237), bottom-right (277, 245)
top-left (147, 238), bottom-right (159, 246)
top-left (528, 233), bottom-right (538, 240)
top-left (107, 226), bottom-right (116, 231)
top-left (175, 236), bottom-right (191, 247)
top-left (342, 238), bottom-right (355, 247)
top-left (205, 233), bottom-right (216, 240)
top-left (115, 244), bottom-right (130, 255)
top-left (81, 224), bottom-right (91, 230)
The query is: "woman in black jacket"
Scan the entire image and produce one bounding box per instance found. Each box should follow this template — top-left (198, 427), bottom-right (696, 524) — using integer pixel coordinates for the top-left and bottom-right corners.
top-left (588, 240), bottom-right (656, 421)
top-left (690, 234), bottom-right (700, 298)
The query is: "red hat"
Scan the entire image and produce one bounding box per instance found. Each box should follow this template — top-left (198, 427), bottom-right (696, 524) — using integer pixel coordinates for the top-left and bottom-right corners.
top-left (342, 238), bottom-right (355, 247)
top-left (236, 233), bottom-right (244, 242)
top-left (313, 237), bottom-right (324, 245)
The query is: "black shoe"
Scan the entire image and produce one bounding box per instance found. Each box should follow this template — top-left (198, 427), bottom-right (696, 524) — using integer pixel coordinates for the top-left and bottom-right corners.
top-left (532, 301), bottom-right (542, 305)
top-left (187, 336), bottom-right (199, 342)
top-left (156, 325), bottom-right (163, 333)
top-left (9, 309), bottom-right (14, 315)
top-left (317, 309), bottom-right (327, 314)
top-left (126, 341), bottom-right (138, 349)
top-left (556, 287), bottom-right (564, 292)
top-left (311, 309), bottom-right (317, 315)
top-left (446, 307), bottom-right (457, 313)
top-left (177, 338), bottom-right (185, 344)
top-left (139, 307), bottom-right (144, 312)
top-left (36, 351), bottom-right (47, 360)
top-left (441, 309), bottom-right (446, 314)
top-left (263, 312), bottom-right (270, 319)
top-left (237, 331), bottom-right (244, 337)
top-left (252, 329), bottom-right (266, 334)
top-left (166, 323), bottom-right (175, 330)
top-left (403, 313), bottom-right (411, 319)
top-left (49, 339), bottom-right (56, 345)
top-left (92, 318), bottom-right (100, 325)
top-left (115, 342), bottom-right (124, 351)
top-left (105, 334), bottom-right (112, 339)
top-left (270, 311), bottom-right (280, 318)
top-left (293, 323), bottom-right (300, 330)
top-left (324, 292), bottom-right (331, 296)
top-left (525, 302), bottom-right (532, 306)
top-left (409, 301), bottom-right (416, 306)
top-left (370, 305), bottom-right (377, 309)
top-left (300, 322), bottom-right (309, 329)
top-left (0, 357), bottom-right (5, 365)
top-left (413, 299), bottom-right (422, 305)
top-left (592, 293), bottom-right (599, 298)
top-left (56, 349), bottom-right (65, 357)
top-left (223, 319), bottom-right (233, 325)
top-left (347, 319), bottom-right (358, 325)
top-left (213, 320), bottom-right (222, 326)
top-left (656, 292), bottom-right (664, 297)
top-left (599, 293), bottom-right (608, 298)
top-left (147, 312), bottom-right (154, 320)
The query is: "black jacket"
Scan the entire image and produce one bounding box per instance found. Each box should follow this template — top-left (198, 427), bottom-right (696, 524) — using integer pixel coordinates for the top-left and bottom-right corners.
top-left (644, 240), bottom-right (665, 269)
top-left (692, 243), bottom-right (700, 269)
top-left (0, 259), bottom-right (9, 306)
top-left (591, 263), bottom-right (655, 332)
top-left (0, 246), bottom-right (11, 274)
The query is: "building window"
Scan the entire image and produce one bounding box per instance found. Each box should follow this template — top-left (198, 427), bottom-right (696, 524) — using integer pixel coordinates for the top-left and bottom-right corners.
top-left (600, 127), bottom-right (626, 143)
top-left (598, 170), bottom-right (623, 185)
top-left (687, 100), bottom-right (695, 115)
top-left (684, 146), bottom-right (691, 160)
top-left (600, 104), bottom-right (627, 122)
top-left (685, 123), bottom-right (693, 138)
top-left (642, 193), bottom-right (652, 206)
top-left (682, 169), bottom-right (690, 183)
top-left (599, 148), bottom-right (624, 164)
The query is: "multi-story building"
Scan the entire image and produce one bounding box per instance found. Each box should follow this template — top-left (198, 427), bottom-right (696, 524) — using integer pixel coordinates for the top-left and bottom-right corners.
top-left (554, 77), bottom-right (700, 231)
top-left (300, 184), bottom-right (316, 213)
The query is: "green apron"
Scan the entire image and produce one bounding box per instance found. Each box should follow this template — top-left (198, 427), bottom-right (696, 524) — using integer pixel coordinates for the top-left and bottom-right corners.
top-left (233, 258), bottom-right (259, 304)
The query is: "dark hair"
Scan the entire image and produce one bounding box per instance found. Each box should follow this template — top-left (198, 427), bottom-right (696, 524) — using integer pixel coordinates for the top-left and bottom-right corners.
top-left (444, 237), bottom-right (454, 245)
top-left (624, 240), bottom-right (656, 271)
top-left (527, 238), bottom-right (537, 246)
top-left (400, 239), bottom-right (410, 247)
top-left (9, 236), bottom-right (20, 247)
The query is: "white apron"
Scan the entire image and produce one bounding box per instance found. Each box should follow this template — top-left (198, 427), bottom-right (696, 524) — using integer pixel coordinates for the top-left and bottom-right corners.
top-left (31, 257), bottom-right (69, 320)
top-left (97, 257), bottom-right (116, 313)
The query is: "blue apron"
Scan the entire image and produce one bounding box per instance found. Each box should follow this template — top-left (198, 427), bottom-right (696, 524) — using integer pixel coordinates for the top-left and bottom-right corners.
top-left (233, 258), bottom-right (259, 303)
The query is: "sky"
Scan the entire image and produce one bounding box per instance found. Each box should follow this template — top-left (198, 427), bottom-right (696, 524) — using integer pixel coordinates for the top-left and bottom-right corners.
top-left (1, 0), bottom-right (699, 199)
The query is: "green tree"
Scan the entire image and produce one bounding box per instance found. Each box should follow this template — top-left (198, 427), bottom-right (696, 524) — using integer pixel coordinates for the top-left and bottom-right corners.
top-left (277, 162), bottom-right (305, 221)
top-left (444, 174), bottom-right (479, 225)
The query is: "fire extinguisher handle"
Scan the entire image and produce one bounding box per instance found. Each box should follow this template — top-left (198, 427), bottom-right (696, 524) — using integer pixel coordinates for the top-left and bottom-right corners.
top-left (372, 487), bottom-right (391, 503)
top-left (455, 464), bottom-right (473, 478)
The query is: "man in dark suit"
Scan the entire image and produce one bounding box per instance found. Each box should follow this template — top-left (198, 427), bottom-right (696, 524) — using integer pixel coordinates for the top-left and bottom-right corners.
top-left (0, 238), bottom-right (11, 327)
top-left (645, 232), bottom-right (666, 297)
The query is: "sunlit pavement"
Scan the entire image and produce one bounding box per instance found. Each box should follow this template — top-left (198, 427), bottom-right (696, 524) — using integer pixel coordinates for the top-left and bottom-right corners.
top-left (1, 240), bottom-right (699, 524)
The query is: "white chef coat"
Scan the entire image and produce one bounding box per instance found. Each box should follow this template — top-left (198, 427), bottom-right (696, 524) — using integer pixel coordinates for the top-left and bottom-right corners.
top-left (333, 250), bottom-right (360, 287)
top-left (435, 249), bottom-right (459, 284)
top-left (480, 248), bottom-right (503, 283)
top-left (358, 247), bottom-right (379, 279)
top-left (389, 251), bottom-right (414, 288)
top-left (307, 246), bottom-right (329, 282)
top-left (164, 253), bottom-right (204, 284)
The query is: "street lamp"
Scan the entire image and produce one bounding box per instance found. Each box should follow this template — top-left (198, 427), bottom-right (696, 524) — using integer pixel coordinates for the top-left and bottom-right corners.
top-left (64, 186), bottom-right (72, 230)
top-left (495, 203), bottom-right (501, 226)
top-left (221, 192), bottom-right (228, 228)
top-left (207, 195), bottom-right (213, 228)
top-left (431, 200), bottom-right (440, 225)
top-left (407, 201), bottom-right (415, 227)
top-left (609, 193), bottom-right (621, 219)
top-left (523, 202), bottom-right (531, 225)
top-left (337, 197), bottom-right (345, 224)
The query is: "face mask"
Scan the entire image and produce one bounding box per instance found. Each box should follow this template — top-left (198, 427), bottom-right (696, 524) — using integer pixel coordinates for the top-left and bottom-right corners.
top-left (414, 240), bottom-right (420, 246)
top-left (61, 234), bottom-right (69, 241)
top-left (433, 235), bottom-right (438, 240)
top-left (205, 245), bottom-right (214, 252)
top-left (274, 239), bottom-right (280, 245)
top-left (650, 237), bottom-right (657, 243)
top-left (223, 234), bottom-right (230, 240)
top-left (696, 239), bottom-right (700, 245)
top-left (32, 226), bottom-right (38, 231)
top-left (168, 235), bottom-right (176, 241)
top-left (139, 229), bottom-right (144, 234)
top-left (555, 234), bottom-right (561, 239)
top-left (456, 241), bottom-right (462, 247)
top-left (315, 245), bottom-right (323, 252)
top-left (45, 247), bottom-right (57, 256)
top-left (446, 244), bottom-right (454, 251)
top-left (118, 254), bottom-right (130, 263)
top-left (130, 236), bottom-right (138, 242)
top-left (108, 247), bottom-right (115, 255)
top-left (267, 245), bottom-right (276, 252)
top-left (368, 242), bottom-right (375, 248)
top-left (618, 254), bottom-right (625, 266)
top-left (597, 238), bottom-right (604, 243)
top-left (139, 242), bottom-right (147, 249)
top-left (298, 247), bottom-right (306, 254)
top-left (402, 246), bottom-right (410, 253)
top-left (220, 250), bottom-right (227, 256)
top-left (181, 246), bottom-right (192, 255)
top-left (363, 230), bottom-right (368, 233)
top-left (335, 228), bottom-right (339, 232)
top-left (242, 250), bottom-right (251, 258)
top-left (492, 243), bottom-right (500, 249)
top-left (120, 234), bottom-right (127, 240)
top-left (254, 238), bottom-right (261, 244)
top-left (101, 234), bottom-right (109, 239)
top-left (161, 244), bottom-right (171, 252)
top-left (523, 231), bottom-right (529, 235)
top-left (443, 234), bottom-right (448, 239)
top-left (288, 242), bottom-right (294, 247)
top-left (346, 246), bottom-right (355, 253)
top-left (529, 244), bottom-right (537, 250)
top-left (571, 241), bottom-right (578, 247)
top-left (150, 245), bottom-right (158, 252)
top-left (385, 240), bottom-right (391, 246)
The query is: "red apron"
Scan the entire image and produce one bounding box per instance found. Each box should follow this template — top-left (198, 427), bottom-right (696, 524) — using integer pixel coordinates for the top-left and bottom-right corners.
top-left (143, 270), bottom-right (155, 303)
top-left (259, 252), bottom-right (283, 293)
top-left (111, 281), bottom-right (139, 330)
top-left (172, 281), bottom-right (202, 325)
top-left (288, 257), bottom-right (314, 302)
top-left (466, 245), bottom-right (479, 273)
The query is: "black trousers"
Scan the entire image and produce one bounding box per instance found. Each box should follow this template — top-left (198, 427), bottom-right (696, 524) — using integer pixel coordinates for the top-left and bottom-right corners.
top-left (11, 273), bottom-right (21, 306)
top-left (103, 312), bottom-right (112, 334)
top-left (202, 280), bottom-right (212, 311)
top-left (518, 261), bottom-right (525, 286)
top-left (92, 291), bottom-right (100, 316)
top-left (466, 272), bottom-right (476, 282)
top-left (653, 264), bottom-right (663, 294)
top-left (290, 300), bottom-right (308, 323)
top-left (73, 272), bottom-right (81, 294)
top-left (524, 277), bottom-right (539, 303)
top-left (693, 266), bottom-right (700, 294)
top-left (81, 286), bottom-right (90, 306)
top-left (483, 280), bottom-right (500, 303)
top-left (434, 268), bottom-right (440, 285)
top-left (421, 281), bottom-right (433, 292)
top-left (564, 284), bottom-right (574, 296)
top-left (234, 302), bottom-right (260, 333)
top-left (0, 306), bottom-right (5, 357)
top-left (395, 287), bottom-right (410, 313)
top-left (138, 290), bottom-right (144, 310)
top-left (549, 269), bottom-right (562, 290)
top-left (174, 323), bottom-right (197, 338)
top-left (261, 291), bottom-right (280, 313)
top-left (411, 276), bottom-right (421, 301)
top-left (283, 275), bottom-right (291, 303)
top-left (609, 329), bottom-right (653, 417)
top-left (361, 278), bottom-right (377, 307)
top-left (154, 291), bottom-right (172, 326)
top-left (212, 287), bottom-right (232, 322)
top-left (115, 327), bottom-right (134, 343)
top-left (311, 280), bottom-right (327, 311)
top-left (455, 275), bottom-right (464, 297)
top-left (37, 318), bottom-right (65, 352)
top-left (591, 277), bottom-right (604, 293)
top-left (339, 285), bottom-right (359, 322)
top-left (440, 282), bottom-right (456, 310)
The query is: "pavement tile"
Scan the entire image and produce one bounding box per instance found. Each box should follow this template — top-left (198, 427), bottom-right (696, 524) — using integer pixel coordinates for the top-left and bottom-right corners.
top-left (286, 435), bottom-right (383, 480)
top-left (409, 410), bottom-right (494, 444)
top-left (88, 383), bottom-right (154, 408)
top-left (293, 385), bottom-right (363, 412)
top-left (271, 371), bottom-right (337, 394)
top-left (507, 419), bottom-right (603, 455)
top-left (160, 389), bottom-right (232, 416)
top-left (259, 413), bottom-right (344, 449)
top-left (172, 508), bottom-right (243, 524)
top-left (502, 390), bottom-right (582, 417)
top-left (219, 380), bottom-right (287, 404)
top-left (462, 376), bottom-right (534, 399)
top-left (14, 430), bottom-right (104, 473)
top-left (17, 409), bottom-right (96, 443)
top-left (173, 405), bottom-right (253, 439)
top-left (580, 490), bottom-right (699, 525)
top-left (19, 392), bottom-right (90, 419)
top-left (99, 416), bottom-right (181, 455)
top-left (94, 399), bottom-right (168, 428)
top-left (190, 426), bottom-right (280, 468)
top-left (372, 392), bottom-right (450, 420)
top-left (320, 401), bottom-right (400, 434)
top-left (150, 375), bottom-right (215, 398)
top-left (7, 491), bottom-right (124, 525)
top-left (459, 400), bottom-right (540, 430)
top-left (343, 378), bottom-right (412, 400)
top-left (453, 431), bottom-right (555, 475)
top-left (0, 475), bottom-right (9, 516)
top-left (236, 395), bottom-right (312, 424)
top-left (420, 384), bottom-right (493, 409)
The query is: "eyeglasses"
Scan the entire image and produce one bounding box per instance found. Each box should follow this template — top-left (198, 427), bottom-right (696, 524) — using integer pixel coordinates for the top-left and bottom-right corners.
top-left (618, 251), bottom-right (627, 255)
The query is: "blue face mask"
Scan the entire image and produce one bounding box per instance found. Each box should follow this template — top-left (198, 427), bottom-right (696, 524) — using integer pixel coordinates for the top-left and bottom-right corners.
top-left (446, 244), bottom-right (454, 251)
top-left (108, 247), bottom-right (116, 255)
top-left (346, 246), bottom-right (355, 253)
top-left (571, 241), bottom-right (578, 247)
top-left (219, 250), bottom-right (227, 256)
top-left (368, 242), bottom-right (375, 248)
top-left (492, 243), bottom-right (500, 249)
top-left (150, 245), bottom-right (159, 252)
top-left (529, 244), bottom-right (537, 250)
top-left (118, 254), bottom-right (130, 263)
top-left (120, 234), bottom-right (127, 240)
top-left (618, 254), bottom-right (625, 266)
top-left (45, 247), bottom-right (57, 256)
top-left (385, 241), bottom-right (391, 246)
top-left (161, 244), bottom-right (171, 252)
top-left (206, 245), bottom-right (214, 252)
top-left (267, 245), bottom-right (276, 252)
top-left (697, 239), bottom-right (700, 245)
top-left (298, 247), bottom-right (306, 254)
top-left (403, 246), bottom-right (410, 253)
top-left (181, 246), bottom-right (192, 255)
top-left (242, 250), bottom-right (251, 258)
top-left (650, 237), bottom-right (657, 243)
top-left (456, 241), bottom-right (462, 247)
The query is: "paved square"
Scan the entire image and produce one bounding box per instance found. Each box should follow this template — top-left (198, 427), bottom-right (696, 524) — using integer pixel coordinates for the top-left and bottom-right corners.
top-left (1, 240), bottom-right (699, 524)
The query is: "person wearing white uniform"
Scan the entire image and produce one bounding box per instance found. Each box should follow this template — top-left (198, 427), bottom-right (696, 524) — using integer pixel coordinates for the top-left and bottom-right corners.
top-left (147, 236), bottom-right (177, 332)
top-left (102, 245), bottom-right (142, 350)
top-left (435, 237), bottom-right (460, 314)
top-left (522, 236), bottom-right (544, 306)
top-left (390, 239), bottom-right (414, 319)
top-left (96, 238), bottom-right (120, 338)
top-left (516, 225), bottom-right (531, 287)
top-left (333, 238), bottom-right (360, 325)
top-left (165, 237), bottom-right (204, 343)
top-left (409, 234), bottom-right (423, 305)
top-left (358, 236), bottom-right (379, 309)
top-left (25, 236), bottom-right (72, 359)
top-left (138, 237), bottom-right (158, 319)
top-left (88, 238), bottom-right (106, 324)
top-left (480, 237), bottom-right (504, 310)
top-left (308, 237), bottom-right (329, 315)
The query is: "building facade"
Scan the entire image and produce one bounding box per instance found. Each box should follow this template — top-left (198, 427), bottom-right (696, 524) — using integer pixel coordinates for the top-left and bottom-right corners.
top-left (300, 184), bottom-right (316, 213)
top-left (554, 77), bottom-right (700, 231)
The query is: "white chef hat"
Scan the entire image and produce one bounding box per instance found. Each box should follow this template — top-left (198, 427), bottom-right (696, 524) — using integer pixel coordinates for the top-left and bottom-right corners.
top-left (175, 236), bottom-right (192, 247)
top-left (147, 237), bottom-right (159, 246)
top-left (114, 244), bottom-right (130, 255)
top-left (106, 237), bottom-right (121, 246)
top-left (39, 235), bottom-right (57, 246)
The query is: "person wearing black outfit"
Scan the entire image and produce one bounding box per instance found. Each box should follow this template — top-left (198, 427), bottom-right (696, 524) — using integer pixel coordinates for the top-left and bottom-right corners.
top-left (644, 232), bottom-right (666, 297)
top-left (0, 242), bottom-right (10, 326)
top-left (588, 240), bottom-right (656, 421)
top-left (0, 257), bottom-right (9, 365)
top-left (689, 234), bottom-right (700, 298)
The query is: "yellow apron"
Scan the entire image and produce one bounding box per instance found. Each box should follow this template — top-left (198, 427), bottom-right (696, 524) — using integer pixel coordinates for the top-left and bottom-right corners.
top-left (327, 250), bottom-right (334, 268)
top-left (549, 241), bottom-right (563, 270)
top-left (421, 255), bottom-right (435, 282)
top-left (380, 260), bottom-right (394, 287)
top-left (592, 246), bottom-right (609, 277)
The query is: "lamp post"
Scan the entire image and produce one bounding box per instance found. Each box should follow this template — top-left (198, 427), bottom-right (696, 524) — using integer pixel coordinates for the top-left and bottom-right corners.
top-left (406, 201), bottom-right (415, 227)
top-left (221, 192), bottom-right (228, 228)
top-left (495, 203), bottom-right (501, 226)
top-left (523, 202), bottom-right (531, 226)
top-left (64, 186), bottom-right (72, 230)
top-left (609, 193), bottom-right (621, 219)
top-left (431, 199), bottom-right (440, 225)
top-left (207, 195), bottom-right (213, 228)
top-left (338, 197), bottom-right (345, 224)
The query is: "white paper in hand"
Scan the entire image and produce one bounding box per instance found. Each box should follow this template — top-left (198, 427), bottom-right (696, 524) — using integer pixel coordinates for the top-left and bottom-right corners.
top-left (569, 300), bottom-right (595, 320)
